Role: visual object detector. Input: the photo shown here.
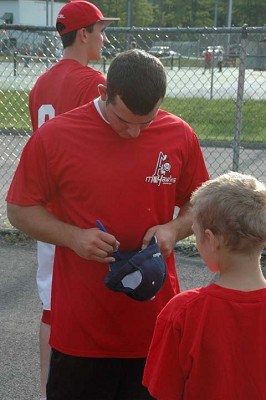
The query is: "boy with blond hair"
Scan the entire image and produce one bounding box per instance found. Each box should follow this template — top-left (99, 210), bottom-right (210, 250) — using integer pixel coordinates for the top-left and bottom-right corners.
top-left (143, 171), bottom-right (266, 400)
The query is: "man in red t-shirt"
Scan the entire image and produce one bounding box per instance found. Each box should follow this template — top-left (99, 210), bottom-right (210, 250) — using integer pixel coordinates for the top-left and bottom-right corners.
top-left (7, 49), bottom-right (209, 400)
top-left (143, 172), bottom-right (266, 400)
top-left (28, 2), bottom-right (119, 398)
top-left (203, 48), bottom-right (212, 73)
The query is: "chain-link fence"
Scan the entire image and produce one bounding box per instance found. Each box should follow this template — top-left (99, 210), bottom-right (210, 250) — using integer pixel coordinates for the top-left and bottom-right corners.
top-left (0, 25), bottom-right (266, 227)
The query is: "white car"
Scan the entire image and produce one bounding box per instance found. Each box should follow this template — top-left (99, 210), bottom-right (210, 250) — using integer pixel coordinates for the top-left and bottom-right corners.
top-left (149, 46), bottom-right (177, 58)
top-left (202, 46), bottom-right (224, 58)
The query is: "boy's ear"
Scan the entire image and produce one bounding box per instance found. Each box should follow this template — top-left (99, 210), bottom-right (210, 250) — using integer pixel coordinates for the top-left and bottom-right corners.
top-left (205, 228), bottom-right (219, 250)
top-left (98, 84), bottom-right (108, 101)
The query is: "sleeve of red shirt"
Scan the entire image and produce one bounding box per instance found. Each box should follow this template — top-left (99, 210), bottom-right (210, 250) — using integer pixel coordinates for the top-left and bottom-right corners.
top-left (78, 72), bottom-right (106, 104)
top-left (175, 124), bottom-right (209, 207)
top-left (143, 313), bottom-right (185, 400)
top-left (6, 130), bottom-right (54, 206)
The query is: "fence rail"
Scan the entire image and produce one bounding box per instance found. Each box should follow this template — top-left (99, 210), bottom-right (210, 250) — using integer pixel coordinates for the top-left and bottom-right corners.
top-left (0, 25), bottom-right (266, 227)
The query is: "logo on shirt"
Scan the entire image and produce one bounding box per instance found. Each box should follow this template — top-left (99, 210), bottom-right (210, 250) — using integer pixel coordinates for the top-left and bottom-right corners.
top-left (145, 152), bottom-right (176, 186)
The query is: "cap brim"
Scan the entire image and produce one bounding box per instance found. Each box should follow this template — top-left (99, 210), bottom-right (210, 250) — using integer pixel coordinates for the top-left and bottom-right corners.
top-left (101, 18), bottom-right (120, 21)
top-left (100, 17), bottom-right (120, 26)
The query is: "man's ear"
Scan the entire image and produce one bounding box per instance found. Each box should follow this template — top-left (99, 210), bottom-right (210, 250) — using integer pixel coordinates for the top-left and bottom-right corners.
top-left (98, 84), bottom-right (108, 101)
top-left (77, 28), bottom-right (89, 44)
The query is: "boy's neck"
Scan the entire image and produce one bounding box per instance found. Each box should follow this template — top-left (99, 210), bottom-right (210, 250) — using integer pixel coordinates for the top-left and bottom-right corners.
top-left (215, 251), bottom-right (266, 291)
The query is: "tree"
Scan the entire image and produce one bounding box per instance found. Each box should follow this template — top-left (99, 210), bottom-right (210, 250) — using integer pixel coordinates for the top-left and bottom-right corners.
top-left (91, 0), bottom-right (266, 27)
top-left (92, 0), bottom-right (153, 26)
top-left (149, 0), bottom-right (266, 27)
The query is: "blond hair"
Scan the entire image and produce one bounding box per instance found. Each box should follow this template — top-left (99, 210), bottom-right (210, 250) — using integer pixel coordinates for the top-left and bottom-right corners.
top-left (191, 172), bottom-right (266, 253)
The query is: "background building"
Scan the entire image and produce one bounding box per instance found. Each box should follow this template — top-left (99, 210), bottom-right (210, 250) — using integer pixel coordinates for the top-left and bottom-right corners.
top-left (0, 0), bottom-right (66, 27)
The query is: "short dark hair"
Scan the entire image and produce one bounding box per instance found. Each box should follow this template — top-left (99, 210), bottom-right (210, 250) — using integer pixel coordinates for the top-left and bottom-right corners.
top-left (106, 49), bottom-right (167, 115)
top-left (56, 22), bottom-right (94, 48)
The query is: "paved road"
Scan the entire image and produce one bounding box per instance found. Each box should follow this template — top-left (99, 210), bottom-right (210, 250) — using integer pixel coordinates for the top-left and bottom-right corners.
top-left (0, 235), bottom-right (212, 400)
top-left (201, 145), bottom-right (266, 181)
top-left (0, 237), bottom-right (40, 400)
top-left (1, 61), bottom-right (266, 100)
top-left (166, 66), bottom-right (266, 100)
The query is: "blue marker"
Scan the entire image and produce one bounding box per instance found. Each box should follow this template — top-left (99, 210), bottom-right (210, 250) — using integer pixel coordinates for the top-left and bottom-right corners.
top-left (96, 220), bottom-right (122, 260)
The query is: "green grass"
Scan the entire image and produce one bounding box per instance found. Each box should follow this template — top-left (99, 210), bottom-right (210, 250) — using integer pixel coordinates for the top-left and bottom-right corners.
top-left (162, 97), bottom-right (266, 143)
top-left (0, 90), bottom-right (265, 143)
top-left (161, 56), bottom-right (240, 69)
top-left (0, 89), bottom-right (31, 131)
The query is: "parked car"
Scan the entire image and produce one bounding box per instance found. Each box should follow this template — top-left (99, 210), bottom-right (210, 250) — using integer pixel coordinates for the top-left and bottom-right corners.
top-left (226, 44), bottom-right (240, 59)
top-left (202, 45), bottom-right (224, 58)
top-left (148, 45), bottom-right (177, 58)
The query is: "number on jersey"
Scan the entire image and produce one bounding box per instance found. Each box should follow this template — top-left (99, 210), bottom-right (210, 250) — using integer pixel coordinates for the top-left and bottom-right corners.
top-left (38, 104), bottom-right (55, 128)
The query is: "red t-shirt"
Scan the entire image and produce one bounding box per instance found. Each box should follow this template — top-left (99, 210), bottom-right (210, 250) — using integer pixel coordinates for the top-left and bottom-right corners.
top-left (6, 102), bottom-right (209, 357)
top-left (205, 51), bottom-right (212, 62)
top-left (29, 58), bottom-right (106, 131)
top-left (143, 283), bottom-right (266, 400)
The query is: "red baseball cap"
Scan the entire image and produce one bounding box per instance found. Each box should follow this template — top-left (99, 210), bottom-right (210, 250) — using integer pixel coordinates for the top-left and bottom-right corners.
top-left (56, 1), bottom-right (120, 36)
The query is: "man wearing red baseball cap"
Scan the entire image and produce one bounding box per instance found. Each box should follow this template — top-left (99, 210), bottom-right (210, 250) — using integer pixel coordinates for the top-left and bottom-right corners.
top-left (29, 2), bottom-right (119, 399)
top-left (56, 0), bottom-right (119, 35)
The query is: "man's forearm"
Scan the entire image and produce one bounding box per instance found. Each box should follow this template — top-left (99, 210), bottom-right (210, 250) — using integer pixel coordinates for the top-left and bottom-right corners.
top-left (7, 203), bottom-right (79, 249)
top-left (141, 201), bottom-right (193, 259)
top-left (172, 201), bottom-right (193, 242)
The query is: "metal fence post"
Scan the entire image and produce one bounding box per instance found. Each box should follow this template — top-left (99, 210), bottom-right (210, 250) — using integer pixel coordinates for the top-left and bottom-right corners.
top-left (13, 51), bottom-right (17, 76)
top-left (178, 54), bottom-right (181, 70)
top-left (103, 57), bottom-right (106, 74)
top-left (210, 56), bottom-right (215, 99)
top-left (232, 25), bottom-right (248, 171)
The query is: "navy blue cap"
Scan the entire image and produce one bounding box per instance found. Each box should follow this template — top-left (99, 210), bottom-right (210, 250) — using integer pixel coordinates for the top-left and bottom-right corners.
top-left (104, 236), bottom-right (166, 301)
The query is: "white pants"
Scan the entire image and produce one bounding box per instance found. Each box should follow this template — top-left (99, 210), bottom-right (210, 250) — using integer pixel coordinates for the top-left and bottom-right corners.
top-left (36, 241), bottom-right (55, 310)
